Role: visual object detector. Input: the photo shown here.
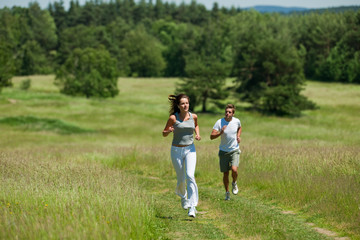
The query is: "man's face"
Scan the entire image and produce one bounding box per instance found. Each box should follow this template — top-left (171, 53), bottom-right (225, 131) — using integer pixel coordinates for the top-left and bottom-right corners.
top-left (225, 108), bottom-right (234, 120)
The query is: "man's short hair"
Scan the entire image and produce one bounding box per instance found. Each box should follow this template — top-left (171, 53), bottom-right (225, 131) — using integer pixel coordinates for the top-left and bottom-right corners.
top-left (225, 104), bottom-right (235, 114)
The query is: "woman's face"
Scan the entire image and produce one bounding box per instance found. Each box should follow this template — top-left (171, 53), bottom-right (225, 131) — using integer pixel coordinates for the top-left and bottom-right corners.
top-left (178, 97), bottom-right (189, 112)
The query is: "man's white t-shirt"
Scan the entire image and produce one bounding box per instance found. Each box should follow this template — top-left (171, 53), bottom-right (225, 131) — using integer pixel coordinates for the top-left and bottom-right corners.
top-left (213, 117), bottom-right (241, 152)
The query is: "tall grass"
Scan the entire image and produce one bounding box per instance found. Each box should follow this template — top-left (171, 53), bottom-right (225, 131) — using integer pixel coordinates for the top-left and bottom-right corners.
top-left (0, 148), bottom-right (161, 239)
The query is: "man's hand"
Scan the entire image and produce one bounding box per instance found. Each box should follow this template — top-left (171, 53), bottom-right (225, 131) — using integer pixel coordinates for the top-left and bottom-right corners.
top-left (221, 125), bottom-right (227, 133)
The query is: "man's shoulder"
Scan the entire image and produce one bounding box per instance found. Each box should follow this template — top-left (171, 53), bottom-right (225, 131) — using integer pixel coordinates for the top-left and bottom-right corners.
top-left (217, 118), bottom-right (224, 123)
top-left (213, 118), bottom-right (223, 128)
top-left (232, 117), bottom-right (241, 125)
top-left (232, 117), bottom-right (240, 122)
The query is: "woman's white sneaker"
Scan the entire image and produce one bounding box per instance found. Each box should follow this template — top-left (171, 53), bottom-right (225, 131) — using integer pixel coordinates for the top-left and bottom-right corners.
top-left (181, 198), bottom-right (190, 210)
top-left (188, 206), bottom-right (196, 218)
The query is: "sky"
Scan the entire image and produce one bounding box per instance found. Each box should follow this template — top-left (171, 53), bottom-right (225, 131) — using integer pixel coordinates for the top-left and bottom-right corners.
top-left (1, 0), bottom-right (359, 10)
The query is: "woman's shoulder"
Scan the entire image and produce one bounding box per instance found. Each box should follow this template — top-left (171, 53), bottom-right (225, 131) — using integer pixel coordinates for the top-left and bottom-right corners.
top-left (191, 112), bottom-right (198, 119)
top-left (168, 114), bottom-right (177, 121)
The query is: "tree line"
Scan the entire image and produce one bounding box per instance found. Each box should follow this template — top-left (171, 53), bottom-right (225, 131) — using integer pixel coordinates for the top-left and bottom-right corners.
top-left (1, 0), bottom-right (359, 115)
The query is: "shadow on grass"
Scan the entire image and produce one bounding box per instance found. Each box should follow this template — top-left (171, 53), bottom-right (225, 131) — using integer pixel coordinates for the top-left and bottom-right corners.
top-left (0, 115), bottom-right (95, 134)
top-left (156, 214), bottom-right (197, 222)
top-left (156, 215), bottom-right (173, 220)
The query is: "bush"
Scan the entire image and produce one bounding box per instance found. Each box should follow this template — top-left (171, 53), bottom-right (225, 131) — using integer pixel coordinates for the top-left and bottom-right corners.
top-left (20, 78), bottom-right (31, 90)
top-left (261, 85), bottom-right (317, 117)
top-left (55, 47), bottom-right (119, 98)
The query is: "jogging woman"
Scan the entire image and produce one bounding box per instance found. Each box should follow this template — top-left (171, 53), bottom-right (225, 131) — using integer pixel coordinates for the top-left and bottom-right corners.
top-left (162, 94), bottom-right (201, 218)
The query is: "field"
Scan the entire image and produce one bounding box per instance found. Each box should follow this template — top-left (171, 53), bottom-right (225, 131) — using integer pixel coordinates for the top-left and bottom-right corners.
top-left (1, 75), bottom-right (359, 239)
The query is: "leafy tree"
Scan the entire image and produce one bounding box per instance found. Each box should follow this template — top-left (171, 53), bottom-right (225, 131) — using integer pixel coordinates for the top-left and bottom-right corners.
top-left (19, 40), bottom-right (50, 75)
top-left (117, 0), bottom-right (136, 23)
top-left (152, 20), bottom-right (194, 77)
top-left (296, 12), bottom-right (346, 78)
top-left (0, 43), bottom-right (14, 91)
top-left (2, 0), bottom-right (359, 86)
top-left (211, 2), bottom-right (220, 20)
top-left (67, 0), bottom-right (82, 27)
top-left (21, 3), bottom-right (58, 74)
top-left (133, 0), bottom-right (148, 24)
top-left (163, 2), bottom-right (177, 19)
top-left (316, 11), bottom-right (360, 83)
top-left (28, 2), bottom-right (58, 50)
top-left (0, 8), bottom-right (24, 47)
top-left (78, 1), bottom-right (101, 26)
top-left (57, 25), bottom-right (104, 64)
top-left (55, 47), bottom-right (119, 98)
top-left (177, 21), bottom-right (231, 112)
top-left (122, 25), bottom-right (165, 77)
top-left (347, 51), bottom-right (360, 83)
top-left (154, 0), bottom-right (165, 19)
top-left (0, 9), bottom-right (18, 80)
top-left (230, 11), bottom-right (315, 116)
top-left (48, 1), bottom-right (67, 35)
top-left (178, 58), bottom-right (229, 112)
top-left (172, 0), bottom-right (209, 26)
top-left (1, 3), bottom-right (58, 75)
top-left (105, 17), bottom-right (131, 76)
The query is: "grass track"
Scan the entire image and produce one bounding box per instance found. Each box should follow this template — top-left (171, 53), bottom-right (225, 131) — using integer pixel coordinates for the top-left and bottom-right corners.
top-left (131, 172), bottom-right (330, 240)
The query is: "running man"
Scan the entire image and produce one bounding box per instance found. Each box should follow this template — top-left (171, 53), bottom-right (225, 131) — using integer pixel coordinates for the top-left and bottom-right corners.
top-left (210, 104), bottom-right (242, 200)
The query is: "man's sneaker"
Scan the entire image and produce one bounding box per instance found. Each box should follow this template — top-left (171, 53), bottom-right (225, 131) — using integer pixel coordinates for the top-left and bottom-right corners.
top-left (225, 191), bottom-right (230, 200)
top-left (232, 181), bottom-right (239, 195)
top-left (181, 198), bottom-right (190, 210)
top-left (188, 206), bottom-right (196, 218)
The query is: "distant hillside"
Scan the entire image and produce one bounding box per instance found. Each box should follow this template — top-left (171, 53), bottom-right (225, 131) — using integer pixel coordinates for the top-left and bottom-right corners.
top-left (244, 5), bottom-right (308, 13)
top-left (307, 6), bottom-right (360, 13)
top-left (244, 5), bottom-right (360, 13)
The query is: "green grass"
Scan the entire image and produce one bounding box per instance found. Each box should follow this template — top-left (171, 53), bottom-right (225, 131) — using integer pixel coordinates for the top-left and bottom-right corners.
top-left (0, 116), bottom-right (94, 134)
top-left (0, 149), bottom-right (161, 239)
top-left (0, 75), bottom-right (359, 239)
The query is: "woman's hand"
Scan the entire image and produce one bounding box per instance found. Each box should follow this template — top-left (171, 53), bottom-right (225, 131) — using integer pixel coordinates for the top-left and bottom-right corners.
top-left (165, 126), bottom-right (174, 133)
top-left (162, 126), bottom-right (174, 137)
top-left (195, 135), bottom-right (201, 141)
top-left (162, 115), bottom-right (176, 137)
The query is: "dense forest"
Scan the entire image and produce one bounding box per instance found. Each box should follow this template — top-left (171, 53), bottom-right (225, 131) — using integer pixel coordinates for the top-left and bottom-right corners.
top-left (0, 0), bottom-right (359, 114)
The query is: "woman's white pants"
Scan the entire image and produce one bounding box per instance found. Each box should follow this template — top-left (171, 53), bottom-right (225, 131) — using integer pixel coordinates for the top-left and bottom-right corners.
top-left (171, 144), bottom-right (198, 207)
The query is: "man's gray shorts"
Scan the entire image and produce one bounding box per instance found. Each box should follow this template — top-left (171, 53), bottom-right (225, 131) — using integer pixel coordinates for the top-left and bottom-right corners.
top-left (219, 149), bottom-right (240, 172)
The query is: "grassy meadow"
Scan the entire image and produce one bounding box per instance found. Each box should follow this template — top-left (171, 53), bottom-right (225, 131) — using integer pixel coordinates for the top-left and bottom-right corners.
top-left (0, 75), bottom-right (359, 239)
